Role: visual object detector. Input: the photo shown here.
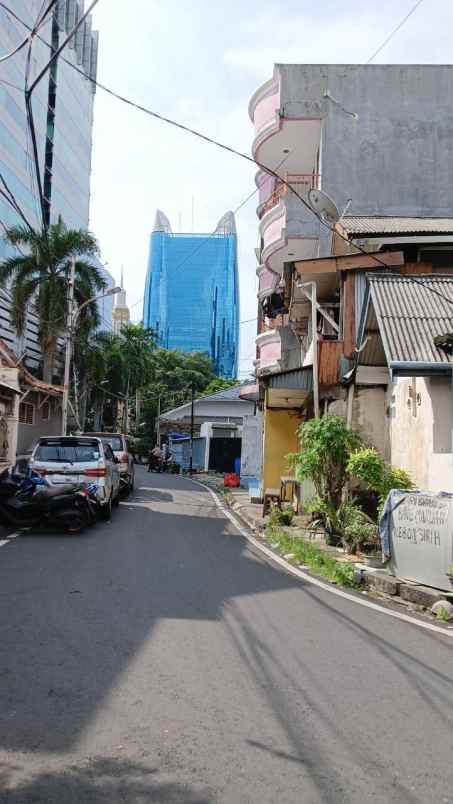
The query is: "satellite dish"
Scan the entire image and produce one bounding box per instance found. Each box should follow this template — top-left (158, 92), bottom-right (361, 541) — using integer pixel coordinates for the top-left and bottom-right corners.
top-left (308, 188), bottom-right (340, 224)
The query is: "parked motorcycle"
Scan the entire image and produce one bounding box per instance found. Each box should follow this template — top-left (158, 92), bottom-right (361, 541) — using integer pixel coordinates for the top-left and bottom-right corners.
top-left (0, 468), bottom-right (95, 533)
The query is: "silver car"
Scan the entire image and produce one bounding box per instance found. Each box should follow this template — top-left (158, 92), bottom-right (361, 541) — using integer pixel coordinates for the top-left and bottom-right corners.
top-left (30, 436), bottom-right (120, 520)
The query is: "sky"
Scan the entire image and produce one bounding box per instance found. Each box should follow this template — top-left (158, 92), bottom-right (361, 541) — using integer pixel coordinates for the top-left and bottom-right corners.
top-left (89, 0), bottom-right (453, 379)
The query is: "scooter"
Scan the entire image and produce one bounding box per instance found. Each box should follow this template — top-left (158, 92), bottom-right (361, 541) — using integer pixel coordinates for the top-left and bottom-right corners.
top-left (0, 469), bottom-right (95, 533)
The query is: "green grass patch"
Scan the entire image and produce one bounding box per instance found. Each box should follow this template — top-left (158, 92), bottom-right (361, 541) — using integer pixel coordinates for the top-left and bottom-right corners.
top-left (265, 526), bottom-right (361, 589)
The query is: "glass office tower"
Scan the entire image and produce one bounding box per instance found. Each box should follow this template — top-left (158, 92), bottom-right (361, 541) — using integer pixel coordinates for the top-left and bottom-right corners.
top-left (0, 1), bottom-right (104, 367)
top-left (144, 210), bottom-right (239, 379)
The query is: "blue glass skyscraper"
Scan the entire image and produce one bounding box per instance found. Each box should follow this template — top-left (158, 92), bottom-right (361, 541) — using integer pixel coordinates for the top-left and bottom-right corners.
top-left (143, 210), bottom-right (239, 379)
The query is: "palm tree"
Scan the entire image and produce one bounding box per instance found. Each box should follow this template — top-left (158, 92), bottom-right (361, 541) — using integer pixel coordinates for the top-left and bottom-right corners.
top-left (0, 217), bottom-right (105, 382)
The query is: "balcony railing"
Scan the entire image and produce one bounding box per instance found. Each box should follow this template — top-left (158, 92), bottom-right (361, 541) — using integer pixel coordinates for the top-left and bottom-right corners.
top-left (258, 173), bottom-right (320, 219)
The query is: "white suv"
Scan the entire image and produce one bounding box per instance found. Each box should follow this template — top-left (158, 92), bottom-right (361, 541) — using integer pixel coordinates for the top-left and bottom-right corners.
top-left (30, 436), bottom-right (120, 520)
top-left (86, 433), bottom-right (135, 494)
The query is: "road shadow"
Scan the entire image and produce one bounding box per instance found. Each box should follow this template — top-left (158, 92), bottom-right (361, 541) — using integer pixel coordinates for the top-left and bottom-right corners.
top-left (0, 472), bottom-right (296, 754)
top-left (0, 757), bottom-right (213, 803)
top-left (224, 601), bottom-right (424, 804)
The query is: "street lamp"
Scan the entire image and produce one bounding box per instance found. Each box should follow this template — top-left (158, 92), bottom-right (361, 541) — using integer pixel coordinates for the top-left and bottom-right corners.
top-left (61, 260), bottom-right (121, 435)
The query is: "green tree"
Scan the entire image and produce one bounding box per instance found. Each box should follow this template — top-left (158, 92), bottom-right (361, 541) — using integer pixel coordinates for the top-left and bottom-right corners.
top-left (0, 217), bottom-right (104, 382)
top-left (80, 325), bottom-right (155, 432)
top-left (347, 447), bottom-right (414, 513)
top-left (78, 331), bottom-right (125, 430)
top-left (289, 415), bottom-right (362, 509)
top-left (200, 377), bottom-right (239, 397)
top-left (134, 350), bottom-right (216, 447)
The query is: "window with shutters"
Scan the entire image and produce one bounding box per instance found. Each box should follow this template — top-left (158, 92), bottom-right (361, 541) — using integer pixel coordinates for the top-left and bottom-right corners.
top-left (19, 402), bottom-right (35, 425)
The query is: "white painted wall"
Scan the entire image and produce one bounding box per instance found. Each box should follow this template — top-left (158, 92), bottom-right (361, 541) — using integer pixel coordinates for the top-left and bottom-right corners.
top-left (389, 376), bottom-right (453, 493)
top-left (241, 414), bottom-right (263, 477)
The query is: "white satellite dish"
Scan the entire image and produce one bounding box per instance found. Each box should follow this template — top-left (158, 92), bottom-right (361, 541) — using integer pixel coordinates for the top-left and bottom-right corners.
top-left (308, 188), bottom-right (340, 224)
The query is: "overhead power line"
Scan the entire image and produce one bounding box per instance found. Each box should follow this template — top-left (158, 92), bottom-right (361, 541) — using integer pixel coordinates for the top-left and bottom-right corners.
top-left (3, 0), bottom-right (450, 315)
top-left (366, 0), bottom-right (424, 63)
top-left (0, 35), bottom-right (29, 64)
top-left (0, 1), bottom-right (388, 269)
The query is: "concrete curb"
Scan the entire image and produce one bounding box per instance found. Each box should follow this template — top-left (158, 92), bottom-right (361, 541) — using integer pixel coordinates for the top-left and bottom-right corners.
top-left (192, 478), bottom-right (453, 639)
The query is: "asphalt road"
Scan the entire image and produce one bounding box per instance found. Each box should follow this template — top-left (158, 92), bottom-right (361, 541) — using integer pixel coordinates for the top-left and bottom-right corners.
top-left (0, 467), bottom-right (453, 803)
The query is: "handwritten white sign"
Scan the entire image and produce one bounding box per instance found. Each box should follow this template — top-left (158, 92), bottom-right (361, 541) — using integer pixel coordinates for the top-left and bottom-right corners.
top-left (390, 493), bottom-right (453, 591)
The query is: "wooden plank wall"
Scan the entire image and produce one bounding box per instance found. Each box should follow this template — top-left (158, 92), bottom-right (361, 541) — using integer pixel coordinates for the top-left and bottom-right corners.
top-left (318, 341), bottom-right (344, 385)
top-left (342, 273), bottom-right (355, 357)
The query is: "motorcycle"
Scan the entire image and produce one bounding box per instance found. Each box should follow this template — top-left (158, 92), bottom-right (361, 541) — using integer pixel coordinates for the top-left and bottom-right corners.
top-left (0, 468), bottom-right (96, 533)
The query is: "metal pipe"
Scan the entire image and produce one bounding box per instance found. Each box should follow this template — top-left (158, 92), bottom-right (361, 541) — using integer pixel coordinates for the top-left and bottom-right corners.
top-left (298, 281), bottom-right (319, 417)
top-left (189, 384), bottom-right (195, 475)
top-left (346, 382), bottom-right (354, 429)
top-left (61, 256), bottom-right (75, 435)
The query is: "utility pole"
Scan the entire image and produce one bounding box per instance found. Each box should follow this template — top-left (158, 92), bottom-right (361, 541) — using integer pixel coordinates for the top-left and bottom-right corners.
top-left (62, 257), bottom-right (75, 436)
top-left (311, 281), bottom-right (320, 418)
top-left (156, 395), bottom-right (161, 447)
top-left (189, 383), bottom-right (195, 476)
top-left (136, 388), bottom-right (141, 429)
top-left (123, 369), bottom-right (130, 435)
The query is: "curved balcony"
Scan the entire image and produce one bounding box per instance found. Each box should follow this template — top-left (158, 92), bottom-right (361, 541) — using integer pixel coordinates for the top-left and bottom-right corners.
top-left (256, 170), bottom-right (277, 218)
top-left (257, 172), bottom-right (320, 220)
top-left (256, 329), bottom-right (281, 374)
top-left (249, 74), bottom-right (323, 178)
top-left (260, 198), bottom-right (320, 274)
top-left (248, 77), bottom-right (281, 157)
top-left (257, 264), bottom-right (280, 300)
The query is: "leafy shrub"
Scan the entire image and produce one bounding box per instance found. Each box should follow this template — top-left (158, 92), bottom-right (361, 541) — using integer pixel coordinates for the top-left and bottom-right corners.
top-left (337, 502), bottom-right (379, 554)
top-left (268, 503), bottom-right (294, 528)
top-left (346, 448), bottom-right (385, 491)
top-left (347, 447), bottom-right (414, 515)
top-left (288, 416), bottom-right (362, 509)
top-left (382, 467), bottom-right (414, 499)
top-left (305, 496), bottom-right (340, 543)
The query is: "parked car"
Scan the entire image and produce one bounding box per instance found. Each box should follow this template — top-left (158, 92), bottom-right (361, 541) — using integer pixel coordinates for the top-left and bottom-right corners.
top-left (84, 433), bottom-right (135, 494)
top-left (29, 436), bottom-right (120, 520)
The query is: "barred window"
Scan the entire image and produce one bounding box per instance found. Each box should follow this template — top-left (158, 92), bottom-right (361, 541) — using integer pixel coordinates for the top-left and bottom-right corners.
top-left (19, 402), bottom-right (34, 425)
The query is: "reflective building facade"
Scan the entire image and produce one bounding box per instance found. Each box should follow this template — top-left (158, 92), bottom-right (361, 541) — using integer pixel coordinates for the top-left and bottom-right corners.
top-left (143, 211), bottom-right (239, 379)
top-left (0, 1), bottom-right (106, 369)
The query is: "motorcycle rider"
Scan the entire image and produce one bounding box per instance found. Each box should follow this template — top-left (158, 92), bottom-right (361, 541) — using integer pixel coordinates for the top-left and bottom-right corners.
top-left (147, 444), bottom-right (162, 472)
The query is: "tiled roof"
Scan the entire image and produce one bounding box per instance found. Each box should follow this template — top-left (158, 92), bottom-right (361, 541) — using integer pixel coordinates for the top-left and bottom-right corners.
top-left (341, 216), bottom-right (453, 235)
top-left (0, 339), bottom-right (64, 396)
top-left (367, 274), bottom-right (453, 365)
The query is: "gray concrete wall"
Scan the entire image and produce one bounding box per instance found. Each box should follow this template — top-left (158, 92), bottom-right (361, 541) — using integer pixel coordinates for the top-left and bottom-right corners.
top-left (278, 64), bottom-right (453, 223)
top-left (17, 392), bottom-right (62, 455)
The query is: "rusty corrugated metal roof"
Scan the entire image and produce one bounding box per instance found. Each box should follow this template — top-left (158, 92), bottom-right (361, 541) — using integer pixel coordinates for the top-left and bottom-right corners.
top-left (368, 274), bottom-right (453, 365)
top-left (341, 216), bottom-right (453, 235)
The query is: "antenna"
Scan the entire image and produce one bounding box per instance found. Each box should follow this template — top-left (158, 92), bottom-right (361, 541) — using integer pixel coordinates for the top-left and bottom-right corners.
top-left (308, 188), bottom-right (340, 225)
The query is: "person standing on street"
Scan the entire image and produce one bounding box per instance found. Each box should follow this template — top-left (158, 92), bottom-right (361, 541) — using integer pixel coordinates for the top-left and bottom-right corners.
top-left (148, 444), bottom-right (162, 472)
